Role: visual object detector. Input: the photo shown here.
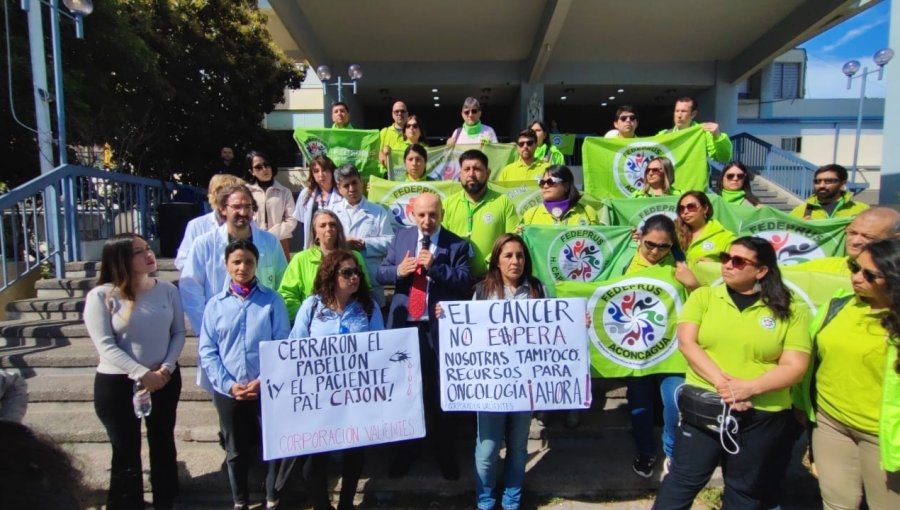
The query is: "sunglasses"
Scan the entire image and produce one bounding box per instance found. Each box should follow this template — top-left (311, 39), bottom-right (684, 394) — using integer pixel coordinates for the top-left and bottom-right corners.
top-left (538, 177), bottom-right (563, 187)
top-left (724, 173), bottom-right (745, 181)
top-left (677, 202), bottom-right (701, 213)
top-left (517, 140), bottom-right (535, 147)
top-left (393, 109), bottom-right (407, 114)
top-left (847, 259), bottom-right (884, 283)
top-left (338, 267), bottom-right (362, 279)
top-left (463, 109), bottom-right (480, 115)
top-left (814, 178), bottom-right (841, 185)
top-left (406, 123), bottom-right (420, 129)
top-left (719, 252), bottom-right (759, 270)
top-left (618, 115), bottom-right (636, 122)
top-left (252, 162), bottom-right (271, 170)
top-left (646, 167), bottom-right (663, 175)
top-left (642, 239), bottom-right (672, 252)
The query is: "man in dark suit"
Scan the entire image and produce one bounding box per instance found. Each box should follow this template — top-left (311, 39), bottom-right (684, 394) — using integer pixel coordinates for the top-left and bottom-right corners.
top-left (377, 192), bottom-right (472, 480)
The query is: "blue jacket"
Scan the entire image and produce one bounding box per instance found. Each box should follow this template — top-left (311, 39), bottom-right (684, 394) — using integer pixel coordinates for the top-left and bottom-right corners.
top-left (290, 295), bottom-right (384, 338)
top-left (198, 284), bottom-right (291, 397)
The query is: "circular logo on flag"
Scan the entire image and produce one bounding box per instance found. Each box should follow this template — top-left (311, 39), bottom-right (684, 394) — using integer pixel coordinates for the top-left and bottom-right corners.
top-left (303, 137), bottom-right (328, 159)
top-left (588, 276), bottom-right (683, 369)
top-left (744, 219), bottom-right (826, 265)
top-left (551, 134), bottom-right (563, 146)
top-left (547, 229), bottom-right (611, 282)
top-left (385, 184), bottom-right (445, 227)
top-left (612, 142), bottom-right (675, 196)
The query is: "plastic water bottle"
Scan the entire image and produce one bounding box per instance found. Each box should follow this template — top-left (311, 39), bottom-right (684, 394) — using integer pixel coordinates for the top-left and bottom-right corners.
top-left (132, 382), bottom-right (152, 418)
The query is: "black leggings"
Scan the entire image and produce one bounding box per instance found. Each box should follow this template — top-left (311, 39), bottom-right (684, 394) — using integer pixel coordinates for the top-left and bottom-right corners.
top-left (94, 369), bottom-right (182, 510)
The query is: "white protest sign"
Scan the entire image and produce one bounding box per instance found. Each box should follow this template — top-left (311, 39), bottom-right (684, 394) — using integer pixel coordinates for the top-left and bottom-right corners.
top-left (438, 298), bottom-right (591, 412)
top-left (260, 328), bottom-right (425, 460)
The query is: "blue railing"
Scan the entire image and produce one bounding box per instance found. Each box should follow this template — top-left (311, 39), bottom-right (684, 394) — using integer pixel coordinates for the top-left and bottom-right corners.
top-left (0, 164), bottom-right (204, 293)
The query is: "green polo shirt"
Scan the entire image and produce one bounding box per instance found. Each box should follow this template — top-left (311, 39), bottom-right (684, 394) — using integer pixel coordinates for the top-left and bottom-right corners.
top-left (520, 202), bottom-right (600, 226)
top-left (791, 256), bottom-right (851, 276)
top-left (497, 159), bottom-right (550, 182)
top-left (443, 189), bottom-right (519, 277)
top-left (277, 247), bottom-right (369, 322)
top-left (678, 285), bottom-right (812, 412)
top-left (380, 125), bottom-right (405, 150)
top-left (624, 251), bottom-right (676, 275)
top-left (815, 295), bottom-right (889, 434)
top-left (684, 219), bottom-right (736, 268)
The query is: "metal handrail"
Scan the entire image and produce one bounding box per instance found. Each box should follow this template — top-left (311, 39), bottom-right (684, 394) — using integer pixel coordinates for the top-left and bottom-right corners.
top-left (0, 164), bottom-right (205, 293)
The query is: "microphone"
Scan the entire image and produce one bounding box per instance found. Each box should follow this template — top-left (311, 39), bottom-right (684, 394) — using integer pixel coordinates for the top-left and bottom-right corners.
top-left (421, 236), bottom-right (430, 251)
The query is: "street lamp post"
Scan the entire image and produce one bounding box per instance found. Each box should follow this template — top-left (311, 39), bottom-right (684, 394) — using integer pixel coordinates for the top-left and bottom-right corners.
top-left (316, 64), bottom-right (363, 102)
top-left (842, 47), bottom-right (893, 188)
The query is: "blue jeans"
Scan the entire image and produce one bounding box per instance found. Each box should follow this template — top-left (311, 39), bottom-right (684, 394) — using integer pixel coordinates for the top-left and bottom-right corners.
top-left (474, 411), bottom-right (532, 510)
top-left (625, 373), bottom-right (683, 459)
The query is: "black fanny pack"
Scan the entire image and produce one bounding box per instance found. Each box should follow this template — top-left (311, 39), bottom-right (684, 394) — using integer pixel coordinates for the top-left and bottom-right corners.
top-left (677, 384), bottom-right (735, 433)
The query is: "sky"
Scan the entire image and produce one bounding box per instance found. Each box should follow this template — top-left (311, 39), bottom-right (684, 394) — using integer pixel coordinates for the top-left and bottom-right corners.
top-left (800, 0), bottom-right (891, 98)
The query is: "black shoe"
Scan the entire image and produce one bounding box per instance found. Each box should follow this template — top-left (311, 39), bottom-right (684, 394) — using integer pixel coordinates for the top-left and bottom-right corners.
top-left (564, 410), bottom-right (581, 429)
top-left (632, 454), bottom-right (657, 479)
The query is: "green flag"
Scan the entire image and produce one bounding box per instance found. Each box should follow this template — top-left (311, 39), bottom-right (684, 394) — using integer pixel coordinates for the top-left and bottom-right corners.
top-left (738, 207), bottom-right (850, 265)
top-left (582, 126), bottom-right (709, 199)
top-left (558, 265), bottom-right (688, 377)
top-left (386, 143), bottom-right (518, 181)
top-left (293, 128), bottom-right (381, 179)
top-left (550, 133), bottom-right (576, 155)
top-left (604, 193), bottom-right (749, 232)
top-left (522, 225), bottom-right (634, 297)
top-left (366, 177), bottom-right (458, 229)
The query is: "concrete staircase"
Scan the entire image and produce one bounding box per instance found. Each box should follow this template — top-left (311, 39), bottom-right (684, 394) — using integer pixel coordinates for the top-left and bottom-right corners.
top-left (750, 176), bottom-right (802, 212)
top-left (0, 260), bottom-right (819, 509)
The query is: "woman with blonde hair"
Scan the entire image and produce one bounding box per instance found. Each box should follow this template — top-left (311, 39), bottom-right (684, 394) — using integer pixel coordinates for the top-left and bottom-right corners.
top-left (633, 157), bottom-right (678, 198)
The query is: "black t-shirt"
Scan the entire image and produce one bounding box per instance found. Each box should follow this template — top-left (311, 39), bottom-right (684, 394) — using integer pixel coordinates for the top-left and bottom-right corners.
top-left (727, 286), bottom-right (760, 312)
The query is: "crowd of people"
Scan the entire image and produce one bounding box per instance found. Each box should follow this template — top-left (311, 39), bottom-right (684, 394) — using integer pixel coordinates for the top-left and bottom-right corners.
top-left (67, 96), bottom-right (900, 510)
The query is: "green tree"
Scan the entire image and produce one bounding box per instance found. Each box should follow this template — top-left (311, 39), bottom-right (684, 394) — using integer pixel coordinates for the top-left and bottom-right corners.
top-left (1, 0), bottom-right (304, 186)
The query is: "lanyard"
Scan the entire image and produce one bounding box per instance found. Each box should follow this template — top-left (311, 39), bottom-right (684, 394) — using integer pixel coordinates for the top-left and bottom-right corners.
top-left (466, 199), bottom-right (475, 237)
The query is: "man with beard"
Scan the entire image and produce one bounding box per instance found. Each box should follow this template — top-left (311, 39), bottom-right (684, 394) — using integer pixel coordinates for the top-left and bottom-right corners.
top-left (497, 129), bottom-right (549, 182)
top-left (444, 150), bottom-right (519, 278)
top-left (791, 164), bottom-right (870, 219)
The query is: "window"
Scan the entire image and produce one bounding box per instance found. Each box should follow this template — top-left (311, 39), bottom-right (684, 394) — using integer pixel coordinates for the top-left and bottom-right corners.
top-left (772, 63), bottom-right (801, 99)
top-left (781, 137), bottom-right (802, 153)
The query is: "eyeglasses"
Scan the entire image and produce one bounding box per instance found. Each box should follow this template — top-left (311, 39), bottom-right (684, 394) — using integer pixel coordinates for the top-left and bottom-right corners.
top-left (406, 123), bottom-right (419, 129)
top-left (848, 259), bottom-right (884, 283)
top-left (724, 173), bottom-right (745, 181)
top-left (646, 166), bottom-right (663, 174)
top-left (463, 109), bottom-right (480, 115)
top-left (338, 267), bottom-right (362, 279)
top-left (252, 163), bottom-right (271, 170)
top-left (538, 177), bottom-right (564, 187)
top-left (677, 202), bottom-right (701, 213)
top-left (517, 140), bottom-right (535, 147)
top-left (814, 178), bottom-right (841, 185)
top-left (642, 240), bottom-right (672, 252)
top-left (719, 252), bottom-right (759, 270)
top-left (618, 115), bottom-right (636, 122)
top-left (226, 203), bottom-right (254, 212)
top-left (393, 109), bottom-right (407, 114)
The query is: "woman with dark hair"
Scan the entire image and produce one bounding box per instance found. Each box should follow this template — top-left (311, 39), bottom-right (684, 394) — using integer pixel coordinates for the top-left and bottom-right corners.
top-left (520, 165), bottom-right (600, 225)
top-left (799, 237), bottom-right (900, 509)
top-left (633, 157), bottom-right (678, 198)
top-left (653, 237), bottom-right (811, 509)
top-left (397, 144), bottom-right (434, 182)
top-left (675, 191), bottom-right (736, 268)
top-left (437, 234), bottom-right (546, 510)
top-left (529, 120), bottom-right (564, 165)
top-left (292, 155), bottom-right (343, 248)
top-left (717, 161), bottom-right (761, 207)
top-left (620, 215), bottom-right (698, 478)
top-left (199, 239), bottom-right (290, 510)
top-left (84, 233), bottom-right (185, 510)
top-left (402, 114), bottom-right (427, 146)
top-left (246, 151), bottom-right (298, 260)
top-left (278, 209), bottom-right (369, 322)
top-left (288, 250), bottom-right (383, 510)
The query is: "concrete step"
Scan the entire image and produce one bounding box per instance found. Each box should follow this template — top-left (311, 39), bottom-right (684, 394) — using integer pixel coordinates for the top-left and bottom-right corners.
top-left (5, 296), bottom-right (85, 321)
top-left (0, 319), bottom-right (197, 343)
top-left (0, 338), bottom-right (200, 369)
top-left (34, 277), bottom-right (96, 298)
